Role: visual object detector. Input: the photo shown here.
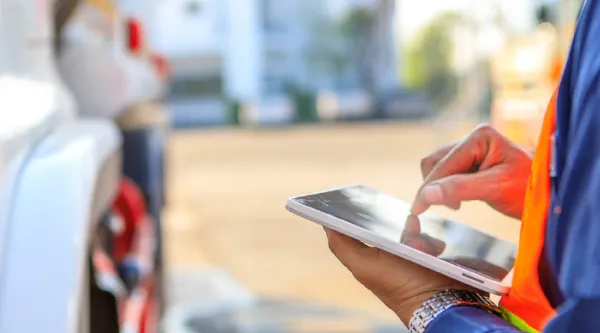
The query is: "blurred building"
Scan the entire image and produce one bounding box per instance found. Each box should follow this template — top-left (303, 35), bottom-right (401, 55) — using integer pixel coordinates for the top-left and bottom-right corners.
top-left (151, 0), bottom-right (305, 102)
top-left (152, 0), bottom-right (398, 105)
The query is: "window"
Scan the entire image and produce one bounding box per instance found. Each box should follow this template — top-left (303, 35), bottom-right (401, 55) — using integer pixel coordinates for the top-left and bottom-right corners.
top-left (168, 76), bottom-right (223, 99)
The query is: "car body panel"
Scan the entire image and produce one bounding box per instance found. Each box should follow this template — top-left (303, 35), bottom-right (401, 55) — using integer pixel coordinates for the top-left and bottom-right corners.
top-left (0, 119), bottom-right (121, 333)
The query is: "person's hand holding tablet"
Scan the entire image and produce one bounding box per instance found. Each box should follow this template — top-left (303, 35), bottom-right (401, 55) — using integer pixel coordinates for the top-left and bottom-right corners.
top-left (324, 214), bottom-right (478, 325)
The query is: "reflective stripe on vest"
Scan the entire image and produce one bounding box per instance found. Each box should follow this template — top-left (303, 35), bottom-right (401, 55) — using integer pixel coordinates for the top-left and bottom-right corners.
top-left (498, 89), bottom-right (558, 330)
top-left (500, 306), bottom-right (540, 333)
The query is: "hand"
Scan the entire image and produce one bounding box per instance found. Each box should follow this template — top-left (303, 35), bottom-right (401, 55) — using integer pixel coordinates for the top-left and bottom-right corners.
top-left (325, 216), bottom-right (479, 326)
top-left (400, 215), bottom-right (446, 256)
top-left (411, 125), bottom-right (532, 219)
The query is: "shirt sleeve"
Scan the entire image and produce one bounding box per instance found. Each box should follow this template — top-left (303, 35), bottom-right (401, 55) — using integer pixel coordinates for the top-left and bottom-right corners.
top-left (426, 307), bottom-right (521, 333)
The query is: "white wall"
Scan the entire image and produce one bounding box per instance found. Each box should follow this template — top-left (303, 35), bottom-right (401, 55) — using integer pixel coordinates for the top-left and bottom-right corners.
top-left (152, 0), bottom-right (226, 56)
top-left (152, 0), bottom-right (401, 100)
top-left (223, 0), bottom-right (263, 102)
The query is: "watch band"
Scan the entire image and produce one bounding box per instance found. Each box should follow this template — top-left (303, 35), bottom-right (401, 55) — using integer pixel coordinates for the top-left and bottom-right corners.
top-left (408, 289), bottom-right (504, 333)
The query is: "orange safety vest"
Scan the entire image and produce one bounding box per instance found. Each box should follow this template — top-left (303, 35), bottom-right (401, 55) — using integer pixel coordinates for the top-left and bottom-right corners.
top-left (499, 89), bottom-right (558, 331)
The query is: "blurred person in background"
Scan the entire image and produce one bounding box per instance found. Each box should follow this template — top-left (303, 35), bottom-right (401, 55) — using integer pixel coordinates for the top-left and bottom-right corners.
top-left (324, 0), bottom-right (600, 332)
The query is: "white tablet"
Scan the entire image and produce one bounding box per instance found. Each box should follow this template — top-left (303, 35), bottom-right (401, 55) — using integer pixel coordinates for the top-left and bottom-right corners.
top-left (286, 184), bottom-right (517, 295)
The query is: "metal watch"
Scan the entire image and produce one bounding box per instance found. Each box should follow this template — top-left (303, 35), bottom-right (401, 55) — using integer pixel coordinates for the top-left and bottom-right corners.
top-left (408, 289), bottom-right (504, 333)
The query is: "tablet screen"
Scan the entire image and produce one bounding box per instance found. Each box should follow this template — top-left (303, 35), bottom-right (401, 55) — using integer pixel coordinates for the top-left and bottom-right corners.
top-left (293, 185), bottom-right (517, 282)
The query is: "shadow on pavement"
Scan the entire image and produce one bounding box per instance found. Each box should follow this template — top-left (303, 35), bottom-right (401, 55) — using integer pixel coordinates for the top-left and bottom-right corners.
top-left (163, 267), bottom-right (407, 333)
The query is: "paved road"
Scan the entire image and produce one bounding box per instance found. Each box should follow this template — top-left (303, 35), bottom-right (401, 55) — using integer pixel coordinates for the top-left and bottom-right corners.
top-left (163, 121), bottom-right (521, 322)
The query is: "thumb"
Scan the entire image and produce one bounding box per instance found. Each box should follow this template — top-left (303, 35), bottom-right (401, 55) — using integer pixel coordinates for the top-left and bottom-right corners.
top-left (411, 171), bottom-right (496, 215)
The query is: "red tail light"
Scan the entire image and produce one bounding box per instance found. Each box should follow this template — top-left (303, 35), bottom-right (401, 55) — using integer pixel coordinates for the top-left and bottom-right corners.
top-left (127, 17), bottom-right (145, 54)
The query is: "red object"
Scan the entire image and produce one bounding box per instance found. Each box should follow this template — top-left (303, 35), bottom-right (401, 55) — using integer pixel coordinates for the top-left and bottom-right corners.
top-left (127, 17), bottom-right (145, 54)
top-left (120, 285), bottom-right (148, 333)
top-left (140, 285), bottom-right (158, 333)
top-left (113, 178), bottom-right (147, 262)
top-left (151, 54), bottom-right (171, 79)
top-left (119, 282), bottom-right (158, 333)
top-left (110, 177), bottom-right (158, 332)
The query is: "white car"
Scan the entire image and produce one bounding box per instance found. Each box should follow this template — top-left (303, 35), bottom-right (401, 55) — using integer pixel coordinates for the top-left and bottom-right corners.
top-left (0, 1), bottom-right (122, 333)
top-left (57, 3), bottom-right (166, 119)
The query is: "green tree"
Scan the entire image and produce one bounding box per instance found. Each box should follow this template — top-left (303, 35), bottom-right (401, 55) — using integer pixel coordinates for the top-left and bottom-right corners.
top-left (339, 7), bottom-right (377, 95)
top-left (306, 15), bottom-right (349, 90)
top-left (405, 12), bottom-right (462, 110)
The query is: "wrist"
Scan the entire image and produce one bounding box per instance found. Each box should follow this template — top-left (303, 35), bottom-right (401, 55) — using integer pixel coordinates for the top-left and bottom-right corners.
top-left (392, 285), bottom-right (486, 325)
top-left (393, 291), bottom-right (439, 325)
top-left (406, 289), bottom-right (503, 333)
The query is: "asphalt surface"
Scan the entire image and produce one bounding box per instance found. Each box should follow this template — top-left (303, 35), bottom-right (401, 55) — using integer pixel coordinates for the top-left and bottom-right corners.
top-left (163, 121), bottom-right (521, 325)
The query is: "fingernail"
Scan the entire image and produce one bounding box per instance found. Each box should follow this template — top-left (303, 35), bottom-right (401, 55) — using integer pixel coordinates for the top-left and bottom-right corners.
top-left (323, 227), bottom-right (331, 238)
top-left (449, 201), bottom-right (461, 210)
top-left (422, 184), bottom-right (444, 203)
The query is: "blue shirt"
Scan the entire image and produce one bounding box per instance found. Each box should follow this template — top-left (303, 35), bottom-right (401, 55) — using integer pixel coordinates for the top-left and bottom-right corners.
top-left (426, 1), bottom-right (600, 332)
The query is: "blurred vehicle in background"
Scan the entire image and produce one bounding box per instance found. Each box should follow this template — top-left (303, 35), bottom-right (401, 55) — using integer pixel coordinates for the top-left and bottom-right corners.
top-left (0, 0), bottom-right (169, 332)
top-left (59, 1), bottom-right (170, 331)
top-left (0, 1), bottom-right (122, 332)
top-left (375, 88), bottom-right (433, 120)
top-left (57, 1), bottom-right (168, 118)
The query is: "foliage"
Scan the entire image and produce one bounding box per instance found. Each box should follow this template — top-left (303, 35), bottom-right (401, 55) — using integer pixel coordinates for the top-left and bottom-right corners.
top-left (305, 3), bottom-right (398, 96)
top-left (339, 7), bottom-right (375, 39)
top-left (404, 12), bottom-right (463, 110)
top-left (338, 7), bottom-right (377, 94)
top-left (284, 83), bottom-right (317, 123)
top-left (224, 98), bottom-right (240, 125)
top-left (305, 15), bottom-right (350, 90)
